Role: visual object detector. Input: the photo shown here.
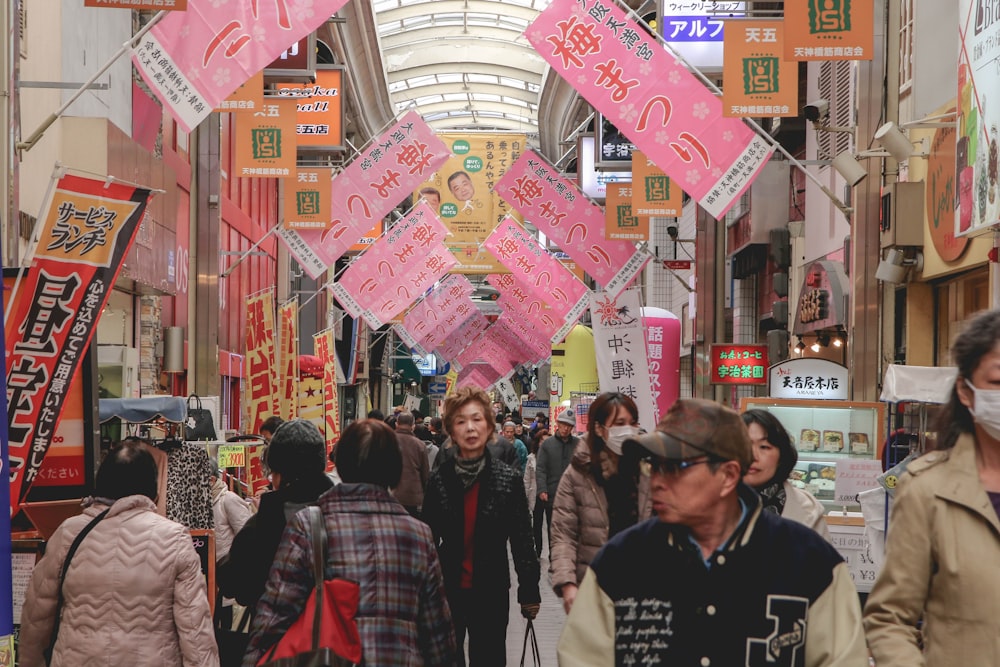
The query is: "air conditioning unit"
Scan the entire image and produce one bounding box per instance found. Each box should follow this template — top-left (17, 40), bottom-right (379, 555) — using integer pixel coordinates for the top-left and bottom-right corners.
top-left (97, 345), bottom-right (140, 398)
top-left (880, 181), bottom-right (925, 249)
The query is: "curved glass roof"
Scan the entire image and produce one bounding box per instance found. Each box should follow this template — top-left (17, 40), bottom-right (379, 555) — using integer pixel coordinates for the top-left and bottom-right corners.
top-left (373, 0), bottom-right (549, 133)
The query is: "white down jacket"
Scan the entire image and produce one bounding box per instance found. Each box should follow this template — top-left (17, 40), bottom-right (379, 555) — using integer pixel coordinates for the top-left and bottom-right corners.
top-left (19, 495), bottom-right (219, 667)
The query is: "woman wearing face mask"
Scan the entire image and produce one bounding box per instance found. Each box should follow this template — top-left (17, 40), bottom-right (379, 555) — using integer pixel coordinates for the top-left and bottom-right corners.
top-left (550, 392), bottom-right (651, 614)
top-left (864, 309), bottom-right (1000, 666)
top-left (741, 409), bottom-right (831, 539)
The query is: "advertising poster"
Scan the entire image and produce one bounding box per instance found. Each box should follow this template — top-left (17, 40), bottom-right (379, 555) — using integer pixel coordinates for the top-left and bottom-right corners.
top-left (784, 0), bottom-right (874, 61)
top-left (244, 289), bottom-right (280, 434)
top-left (283, 168), bottom-right (332, 231)
top-left (526, 0), bottom-right (773, 219)
top-left (722, 20), bottom-right (798, 117)
top-left (277, 299), bottom-right (299, 421)
top-left (5, 174), bottom-right (152, 510)
top-left (415, 134), bottom-right (525, 274)
top-left (234, 98), bottom-right (298, 178)
top-left (957, 1), bottom-right (1000, 236)
top-left (314, 329), bottom-right (341, 458)
top-left (605, 182), bottom-right (649, 242)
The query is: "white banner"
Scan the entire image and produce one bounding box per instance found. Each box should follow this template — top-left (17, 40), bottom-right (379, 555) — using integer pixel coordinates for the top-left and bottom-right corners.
top-left (495, 376), bottom-right (520, 412)
top-left (591, 287), bottom-right (656, 432)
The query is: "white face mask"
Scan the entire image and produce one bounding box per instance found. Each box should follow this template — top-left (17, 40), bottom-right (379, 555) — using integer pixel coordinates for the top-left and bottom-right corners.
top-left (967, 381), bottom-right (1000, 440)
top-left (605, 425), bottom-right (641, 456)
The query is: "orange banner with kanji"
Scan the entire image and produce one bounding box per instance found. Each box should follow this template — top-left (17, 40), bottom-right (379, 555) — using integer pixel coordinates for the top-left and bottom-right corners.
top-left (245, 289), bottom-right (279, 434)
top-left (276, 69), bottom-right (344, 148)
top-left (631, 151), bottom-right (682, 217)
top-left (723, 21), bottom-right (798, 117)
top-left (284, 168), bottom-right (332, 230)
top-left (784, 0), bottom-right (873, 61)
top-left (605, 182), bottom-right (649, 242)
top-left (278, 299), bottom-right (299, 421)
top-left (234, 98), bottom-right (297, 178)
top-left (215, 71), bottom-right (263, 113)
top-left (313, 329), bottom-right (341, 463)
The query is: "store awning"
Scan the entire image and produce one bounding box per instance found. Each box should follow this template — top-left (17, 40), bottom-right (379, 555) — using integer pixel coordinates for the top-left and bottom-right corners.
top-left (880, 365), bottom-right (957, 404)
top-left (98, 397), bottom-right (187, 424)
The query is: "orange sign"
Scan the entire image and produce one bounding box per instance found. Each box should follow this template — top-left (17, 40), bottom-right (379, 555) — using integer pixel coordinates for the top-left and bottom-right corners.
top-left (784, 0), bottom-right (873, 61)
top-left (926, 114), bottom-right (969, 262)
top-left (723, 20), bottom-right (798, 117)
top-left (275, 69), bottom-right (344, 148)
top-left (605, 183), bottom-right (649, 242)
top-left (284, 168), bottom-right (332, 230)
top-left (349, 221), bottom-right (384, 253)
top-left (216, 71), bottom-right (263, 113)
top-left (631, 151), bottom-right (682, 217)
top-left (234, 98), bottom-right (297, 178)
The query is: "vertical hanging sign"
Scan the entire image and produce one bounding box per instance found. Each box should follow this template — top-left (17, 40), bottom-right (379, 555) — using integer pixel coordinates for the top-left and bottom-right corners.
top-left (277, 299), bottom-right (299, 421)
top-left (284, 168), bottom-right (332, 230)
top-left (244, 289), bottom-right (280, 434)
top-left (723, 20), bottom-right (798, 116)
top-left (314, 329), bottom-right (341, 460)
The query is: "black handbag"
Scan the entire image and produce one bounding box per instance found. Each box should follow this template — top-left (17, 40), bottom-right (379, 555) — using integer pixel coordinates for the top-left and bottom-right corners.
top-left (45, 509), bottom-right (110, 664)
top-left (186, 394), bottom-right (217, 441)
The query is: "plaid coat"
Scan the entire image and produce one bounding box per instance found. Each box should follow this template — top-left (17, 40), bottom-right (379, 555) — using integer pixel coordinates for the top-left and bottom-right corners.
top-left (422, 451), bottom-right (541, 605)
top-left (243, 483), bottom-right (458, 666)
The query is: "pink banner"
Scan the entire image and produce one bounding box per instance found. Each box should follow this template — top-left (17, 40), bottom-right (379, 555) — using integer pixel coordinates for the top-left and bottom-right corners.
top-left (132, 0), bottom-right (349, 133)
top-left (526, 0), bottom-right (774, 219)
top-left (489, 273), bottom-right (567, 343)
top-left (331, 203), bottom-right (455, 328)
top-left (642, 307), bottom-right (682, 423)
top-left (401, 275), bottom-right (477, 350)
top-left (495, 150), bottom-right (649, 297)
top-left (492, 315), bottom-right (549, 364)
top-left (483, 218), bottom-right (589, 339)
top-left (436, 313), bottom-right (490, 367)
top-left (278, 112), bottom-right (451, 278)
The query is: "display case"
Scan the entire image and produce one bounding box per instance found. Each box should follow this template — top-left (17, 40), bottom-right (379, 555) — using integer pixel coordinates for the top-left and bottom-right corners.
top-left (739, 398), bottom-right (885, 508)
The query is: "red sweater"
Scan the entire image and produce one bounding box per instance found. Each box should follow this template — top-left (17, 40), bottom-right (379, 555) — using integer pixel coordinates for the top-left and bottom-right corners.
top-left (460, 481), bottom-right (480, 589)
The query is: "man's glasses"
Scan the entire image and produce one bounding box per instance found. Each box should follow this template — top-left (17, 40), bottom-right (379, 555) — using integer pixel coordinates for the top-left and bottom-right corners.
top-left (643, 454), bottom-right (718, 476)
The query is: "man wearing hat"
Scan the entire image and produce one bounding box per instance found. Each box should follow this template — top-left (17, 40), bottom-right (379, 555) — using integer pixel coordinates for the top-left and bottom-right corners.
top-left (535, 408), bottom-right (579, 559)
top-left (558, 398), bottom-right (866, 666)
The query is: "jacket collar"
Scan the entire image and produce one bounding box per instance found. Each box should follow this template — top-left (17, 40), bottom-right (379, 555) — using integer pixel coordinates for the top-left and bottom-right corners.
top-left (106, 494), bottom-right (157, 518)
top-left (322, 483), bottom-right (408, 514)
top-left (935, 434), bottom-right (1000, 536)
top-left (663, 483), bottom-right (761, 553)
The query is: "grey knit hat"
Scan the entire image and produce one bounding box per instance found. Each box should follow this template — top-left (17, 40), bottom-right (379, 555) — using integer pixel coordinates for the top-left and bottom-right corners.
top-left (264, 418), bottom-right (327, 480)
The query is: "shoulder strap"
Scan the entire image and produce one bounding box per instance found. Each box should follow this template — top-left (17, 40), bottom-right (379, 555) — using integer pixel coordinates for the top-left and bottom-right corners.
top-left (48, 509), bottom-right (110, 655)
top-left (306, 505), bottom-right (327, 651)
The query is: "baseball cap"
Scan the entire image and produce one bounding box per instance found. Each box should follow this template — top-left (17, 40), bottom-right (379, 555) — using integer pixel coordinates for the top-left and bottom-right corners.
top-left (623, 398), bottom-right (752, 471)
top-left (556, 408), bottom-right (576, 426)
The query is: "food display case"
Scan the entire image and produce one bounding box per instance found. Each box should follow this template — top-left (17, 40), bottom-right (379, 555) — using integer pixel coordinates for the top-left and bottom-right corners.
top-left (739, 398), bottom-right (885, 508)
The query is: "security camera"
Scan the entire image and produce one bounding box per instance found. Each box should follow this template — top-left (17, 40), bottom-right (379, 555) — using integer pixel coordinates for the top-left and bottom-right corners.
top-left (804, 99), bottom-right (830, 123)
top-left (666, 224), bottom-right (679, 239)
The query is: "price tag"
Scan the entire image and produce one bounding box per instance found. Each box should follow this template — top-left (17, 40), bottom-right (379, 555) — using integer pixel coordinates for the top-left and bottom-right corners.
top-left (217, 445), bottom-right (246, 468)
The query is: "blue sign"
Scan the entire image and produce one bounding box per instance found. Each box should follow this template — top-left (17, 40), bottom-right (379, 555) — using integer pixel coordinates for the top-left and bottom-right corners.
top-left (428, 382), bottom-right (448, 396)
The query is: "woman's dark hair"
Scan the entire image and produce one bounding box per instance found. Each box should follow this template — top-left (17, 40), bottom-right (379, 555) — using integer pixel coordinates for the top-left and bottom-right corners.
top-left (531, 429), bottom-right (549, 455)
top-left (741, 409), bottom-right (797, 486)
top-left (265, 419), bottom-right (327, 484)
top-left (586, 393), bottom-right (639, 479)
top-left (260, 415), bottom-right (284, 437)
top-left (935, 309), bottom-right (1000, 449)
top-left (96, 438), bottom-right (158, 501)
top-left (334, 419), bottom-right (403, 488)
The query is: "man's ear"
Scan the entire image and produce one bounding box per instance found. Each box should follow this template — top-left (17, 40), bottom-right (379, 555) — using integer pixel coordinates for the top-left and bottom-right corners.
top-left (957, 377), bottom-right (974, 410)
top-left (719, 461), bottom-right (743, 497)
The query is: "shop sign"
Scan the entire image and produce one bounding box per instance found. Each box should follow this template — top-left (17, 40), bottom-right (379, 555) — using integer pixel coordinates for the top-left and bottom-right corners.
top-left (283, 168), bottom-right (332, 231)
top-left (722, 20), bottom-right (797, 117)
top-left (711, 344), bottom-right (768, 384)
top-left (605, 182), bottom-right (649, 242)
top-left (632, 150), bottom-right (682, 217)
top-left (792, 261), bottom-right (847, 334)
top-left (784, 0), bottom-right (874, 61)
top-left (926, 113), bottom-right (968, 261)
top-left (216, 71), bottom-right (263, 113)
top-left (275, 68), bottom-right (344, 148)
top-left (233, 98), bottom-right (297, 178)
top-left (768, 358), bottom-right (849, 400)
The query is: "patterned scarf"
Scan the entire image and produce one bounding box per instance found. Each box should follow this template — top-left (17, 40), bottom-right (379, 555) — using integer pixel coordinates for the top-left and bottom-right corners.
top-left (757, 480), bottom-right (787, 516)
top-left (454, 453), bottom-right (487, 490)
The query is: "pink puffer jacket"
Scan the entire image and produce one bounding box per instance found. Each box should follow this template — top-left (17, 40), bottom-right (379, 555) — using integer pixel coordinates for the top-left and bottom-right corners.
top-left (19, 495), bottom-right (219, 667)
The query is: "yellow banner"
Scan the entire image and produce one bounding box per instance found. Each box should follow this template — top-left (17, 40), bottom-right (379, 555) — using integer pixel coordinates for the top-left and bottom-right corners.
top-left (605, 182), bottom-right (649, 242)
top-left (216, 71), bottom-right (263, 113)
top-left (278, 299), bottom-right (299, 421)
top-left (415, 134), bottom-right (525, 274)
top-left (313, 329), bottom-right (341, 461)
top-left (723, 21), bottom-right (798, 117)
top-left (284, 168), bottom-right (332, 230)
top-left (631, 150), bottom-right (682, 217)
top-left (245, 289), bottom-right (280, 434)
top-left (275, 69), bottom-right (344, 148)
top-left (784, 0), bottom-right (874, 61)
top-left (234, 98), bottom-right (297, 178)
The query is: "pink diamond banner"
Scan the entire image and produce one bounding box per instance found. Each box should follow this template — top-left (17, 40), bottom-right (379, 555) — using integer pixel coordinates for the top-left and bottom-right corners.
top-left (495, 150), bottom-right (650, 298)
top-left (436, 313), bottom-right (490, 369)
top-left (525, 0), bottom-right (774, 219)
top-left (331, 203), bottom-right (455, 329)
top-left (483, 217), bottom-right (589, 342)
top-left (492, 315), bottom-right (550, 364)
top-left (400, 275), bottom-right (477, 351)
top-left (133, 0), bottom-right (350, 133)
top-left (278, 112), bottom-right (451, 279)
top-left (489, 273), bottom-right (563, 343)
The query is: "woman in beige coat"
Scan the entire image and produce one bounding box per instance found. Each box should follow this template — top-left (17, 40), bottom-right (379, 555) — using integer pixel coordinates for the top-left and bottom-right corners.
top-left (550, 393), bottom-right (651, 613)
top-left (19, 440), bottom-right (219, 667)
top-left (865, 309), bottom-right (1000, 666)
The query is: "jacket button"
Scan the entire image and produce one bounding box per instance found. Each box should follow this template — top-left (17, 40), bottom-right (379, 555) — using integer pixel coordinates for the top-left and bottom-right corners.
top-left (700, 658), bottom-right (710, 667)
top-left (706, 604), bottom-right (716, 616)
top-left (716, 555), bottom-right (726, 565)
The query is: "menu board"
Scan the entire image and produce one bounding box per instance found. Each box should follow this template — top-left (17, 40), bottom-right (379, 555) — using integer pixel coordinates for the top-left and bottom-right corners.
top-left (827, 521), bottom-right (879, 592)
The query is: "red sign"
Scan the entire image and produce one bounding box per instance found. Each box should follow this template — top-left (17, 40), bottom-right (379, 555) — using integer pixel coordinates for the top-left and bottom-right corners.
top-left (710, 344), bottom-right (769, 385)
top-left (663, 260), bottom-right (692, 270)
top-left (5, 174), bottom-right (152, 511)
